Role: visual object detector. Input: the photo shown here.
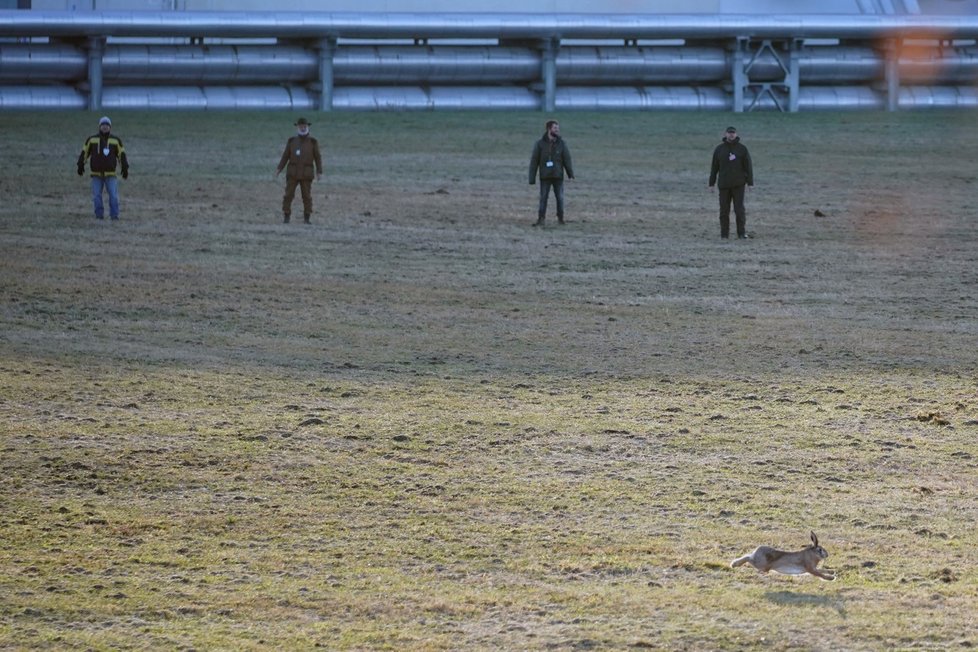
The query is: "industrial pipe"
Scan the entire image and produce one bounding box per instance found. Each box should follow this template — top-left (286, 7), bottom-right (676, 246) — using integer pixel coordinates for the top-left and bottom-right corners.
top-left (3, 11), bottom-right (978, 40)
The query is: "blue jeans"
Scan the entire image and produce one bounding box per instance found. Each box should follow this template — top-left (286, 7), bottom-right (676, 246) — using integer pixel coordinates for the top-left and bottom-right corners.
top-left (91, 176), bottom-right (120, 219)
top-left (538, 178), bottom-right (564, 220)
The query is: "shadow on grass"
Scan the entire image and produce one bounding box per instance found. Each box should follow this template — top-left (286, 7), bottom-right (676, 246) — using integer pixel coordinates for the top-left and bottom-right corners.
top-left (764, 591), bottom-right (847, 617)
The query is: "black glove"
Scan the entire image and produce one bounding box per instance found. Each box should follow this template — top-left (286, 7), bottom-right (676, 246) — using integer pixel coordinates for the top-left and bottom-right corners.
top-left (122, 168), bottom-right (129, 180)
top-left (77, 164), bottom-right (84, 176)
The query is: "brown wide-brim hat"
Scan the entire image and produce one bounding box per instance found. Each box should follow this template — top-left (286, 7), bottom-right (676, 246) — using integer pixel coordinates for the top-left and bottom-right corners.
top-left (295, 117), bottom-right (311, 126)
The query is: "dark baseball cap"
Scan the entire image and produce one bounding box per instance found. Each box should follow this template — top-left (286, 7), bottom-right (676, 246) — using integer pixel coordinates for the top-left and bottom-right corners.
top-left (725, 126), bottom-right (737, 133)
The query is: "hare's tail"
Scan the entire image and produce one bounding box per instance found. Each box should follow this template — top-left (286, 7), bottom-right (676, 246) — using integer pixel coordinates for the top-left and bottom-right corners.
top-left (730, 555), bottom-right (751, 568)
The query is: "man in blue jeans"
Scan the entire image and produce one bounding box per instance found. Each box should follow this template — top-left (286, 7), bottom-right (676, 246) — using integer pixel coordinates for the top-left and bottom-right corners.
top-left (529, 120), bottom-right (575, 227)
top-left (77, 116), bottom-right (129, 220)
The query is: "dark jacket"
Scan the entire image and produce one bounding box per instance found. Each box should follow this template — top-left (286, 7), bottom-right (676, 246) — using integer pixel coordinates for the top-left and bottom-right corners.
top-left (709, 137), bottom-right (753, 189)
top-left (277, 134), bottom-right (323, 181)
top-left (77, 132), bottom-right (128, 178)
top-left (529, 134), bottom-right (574, 183)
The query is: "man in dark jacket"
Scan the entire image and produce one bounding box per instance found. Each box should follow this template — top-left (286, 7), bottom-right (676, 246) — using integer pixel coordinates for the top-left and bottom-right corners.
top-left (77, 116), bottom-right (129, 220)
top-left (709, 126), bottom-right (754, 239)
top-left (276, 117), bottom-right (323, 223)
top-left (529, 120), bottom-right (574, 226)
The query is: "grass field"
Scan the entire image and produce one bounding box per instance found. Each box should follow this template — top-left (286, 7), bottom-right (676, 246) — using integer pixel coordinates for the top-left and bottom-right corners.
top-left (1, 109), bottom-right (977, 651)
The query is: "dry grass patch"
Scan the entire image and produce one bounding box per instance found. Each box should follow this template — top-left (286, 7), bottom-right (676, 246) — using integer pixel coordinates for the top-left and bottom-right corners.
top-left (2, 110), bottom-right (977, 650)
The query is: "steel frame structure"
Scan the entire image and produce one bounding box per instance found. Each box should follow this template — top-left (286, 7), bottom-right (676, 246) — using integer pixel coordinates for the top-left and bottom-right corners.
top-left (2, 11), bottom-right (977, 111)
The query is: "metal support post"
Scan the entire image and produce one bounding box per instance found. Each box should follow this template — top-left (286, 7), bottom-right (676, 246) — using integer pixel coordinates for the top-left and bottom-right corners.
top-left (731, 37), bottom-right (746, 113)
top-left (787, 39), bottom-right (801, 113)
top-left (317, 36), bottom-right (338, 112)
top-left (885, 38), bottom-right (900, 112)
top-left (86, 36), bottom-right (105, 111)
top-left (541, 37), bottom-right (558, 112)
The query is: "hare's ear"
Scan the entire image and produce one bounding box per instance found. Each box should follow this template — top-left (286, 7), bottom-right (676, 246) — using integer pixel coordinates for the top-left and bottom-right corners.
top-left (810, 531), bottom-right (819, 546)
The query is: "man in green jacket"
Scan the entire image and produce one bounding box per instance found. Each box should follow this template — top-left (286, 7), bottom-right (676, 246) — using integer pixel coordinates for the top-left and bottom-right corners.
top-left (276, 117), bottom-right (323, 224)
top-left (529, 120), bottom-right (574, 227)
top-left (709, 126), bottom-right (754, 239)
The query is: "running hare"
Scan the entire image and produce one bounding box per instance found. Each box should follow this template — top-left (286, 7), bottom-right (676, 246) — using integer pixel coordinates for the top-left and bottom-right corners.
top-left (731, 531), bottom-right (835, 581)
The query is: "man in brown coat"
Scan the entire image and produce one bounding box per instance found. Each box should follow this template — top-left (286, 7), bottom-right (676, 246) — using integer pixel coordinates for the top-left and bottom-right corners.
top-left (275, 117), bottom-right (323, 223)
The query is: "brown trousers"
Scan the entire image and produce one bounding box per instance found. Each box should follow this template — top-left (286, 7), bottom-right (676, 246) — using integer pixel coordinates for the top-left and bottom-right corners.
top-left (282, 178), bottom-right (313, 217)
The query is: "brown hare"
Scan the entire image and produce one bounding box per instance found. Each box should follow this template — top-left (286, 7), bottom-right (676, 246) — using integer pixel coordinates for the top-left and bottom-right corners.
top-left (731, 531), bottom-right (836, 581)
